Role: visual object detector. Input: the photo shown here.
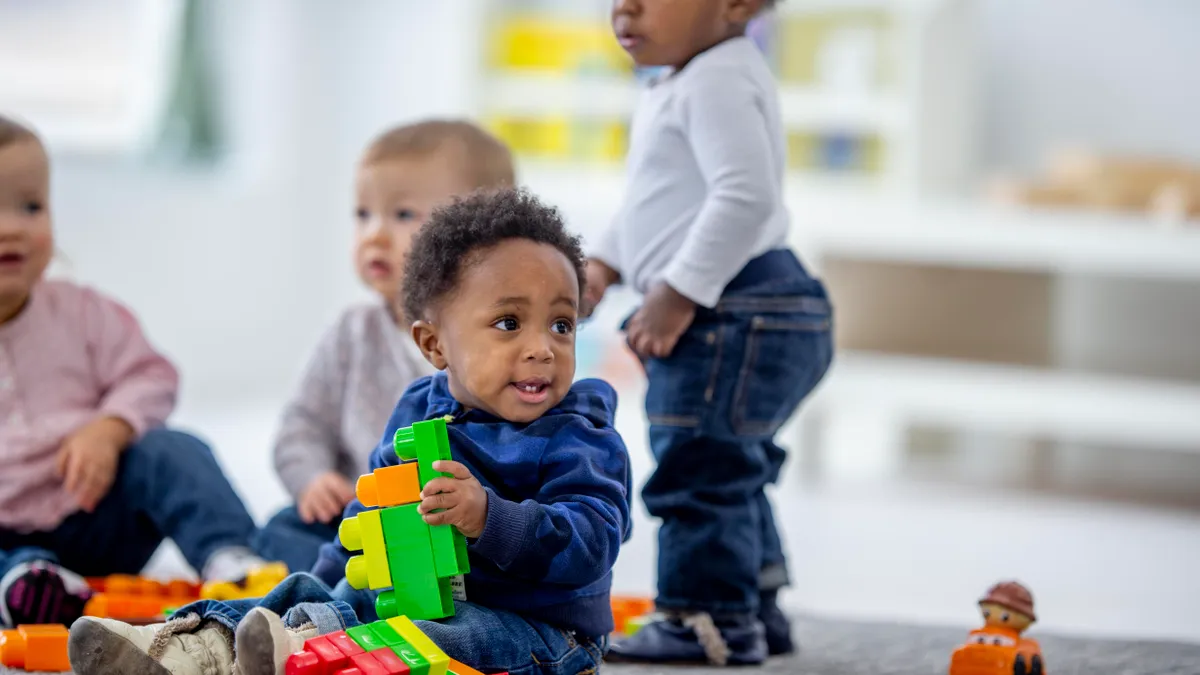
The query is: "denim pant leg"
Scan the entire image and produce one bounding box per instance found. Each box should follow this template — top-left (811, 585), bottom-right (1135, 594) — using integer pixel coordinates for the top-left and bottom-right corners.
top-left (171, 573), bottom-right (358, 635)
top-left (46, 428), bottom-right (259, 576)
top-left (640, 282), bottom-right (833, 616)
top-left (414, 602), bottom-right (604, 675)
top-left (252, 506), bottom-right (341, 575)
top-left (0, 547), bottom-right (60, 581)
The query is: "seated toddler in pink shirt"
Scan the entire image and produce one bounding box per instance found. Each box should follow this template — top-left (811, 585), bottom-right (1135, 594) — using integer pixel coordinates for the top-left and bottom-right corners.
top-left (0, 115), bottom-right (268, 628)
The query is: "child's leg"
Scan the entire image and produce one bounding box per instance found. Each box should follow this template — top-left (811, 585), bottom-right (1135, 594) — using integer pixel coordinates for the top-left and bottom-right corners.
top-left (252, 505), bottom-right (341, 575)
top-left (415, 602), bottom-right (604, 675)
top-left (613, 258), bottom-right (833, 664)
top-left (47, 428), bottom-right (263, 579)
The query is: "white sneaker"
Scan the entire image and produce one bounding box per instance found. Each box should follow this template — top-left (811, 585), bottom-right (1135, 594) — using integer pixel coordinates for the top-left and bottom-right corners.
top-left (233, 608), bottom-right (317, 675)
top-left (68, 614), bottom-right (236, 675)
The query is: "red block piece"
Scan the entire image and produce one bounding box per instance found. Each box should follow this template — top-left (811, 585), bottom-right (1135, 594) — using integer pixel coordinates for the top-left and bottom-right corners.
top-left (370, 647), bottom-right (412, 675)
top-left (285, 650), bottom-right (322, 675)
top-left (306, 635), bottom-right (351, 671)
top-left (328, 630), bottom-right (366, 657)
top-left (349, 652), bottom-right (389, 675)
top-left (333, 669), bottom-right (363, 675)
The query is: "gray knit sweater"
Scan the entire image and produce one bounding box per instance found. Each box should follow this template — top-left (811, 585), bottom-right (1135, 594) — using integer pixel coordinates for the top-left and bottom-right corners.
top-left (272, 304), bottom-right (435, 498)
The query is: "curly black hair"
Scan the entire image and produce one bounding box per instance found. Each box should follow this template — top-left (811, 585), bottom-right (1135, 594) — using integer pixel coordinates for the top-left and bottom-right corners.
top-left (402, 188), bottom-right (586, 322)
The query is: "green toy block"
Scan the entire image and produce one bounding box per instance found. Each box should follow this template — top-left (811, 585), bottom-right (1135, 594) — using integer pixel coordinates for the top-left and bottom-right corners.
top-left (377, 504), bottom-right (452, 620)
top-left (391, 641), bottom-right (431, 675)
top-left (365, 619), bottom-right (404, 647)
top-left (389, 616), bottom-right (449, 675)
top-left (429, 521), bottom-right (469, 579)
top-left (393, 418), bottom-right (453, 488)
top-left (346, 624), bottom-right (389, 652)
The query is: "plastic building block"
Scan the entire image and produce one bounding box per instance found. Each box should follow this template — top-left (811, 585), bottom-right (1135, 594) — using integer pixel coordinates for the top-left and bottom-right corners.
top-left (370, 648), bottom-right (412, 675)
top-left (346, 624), bottom-right (390, 652)
top-left (0, 624), bottom-right (71, 671)
top-left (335, 669), bottom-right (364, 675)
top-left (375, 505), bottom-right (450, 621)
top-left (342, 509), bottom-right (393, 591)
top-left (305, 634), bottom-right (351, 672)
top-left (286, 650), bottom-right (321, 675)
top-left (357, 462), bottom-right (421, 508)
top-left (350, 651), bottom-right (390, 675)
top-left (948, 581), bottom-right (1045, 675)
top-left (328, 630), bottom-right (366, 658)
top-left (447, 659), bottom-right (483, 675)
top-left (389, 640), bottom-right (430, 675)
top-left (610, 595), bottom-right (654, 635)
top-left (366, 619), bottom-right (405, 647)
top-left (387, 617), bottom-right (449, 675)
top-left (200, 562), bottom-right (289, 601)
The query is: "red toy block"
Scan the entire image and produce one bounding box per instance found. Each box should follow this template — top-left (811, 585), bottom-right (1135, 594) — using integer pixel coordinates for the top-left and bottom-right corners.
top-left (308, 635), bottom-right (351, 670)
top-left (333, 669), bottom-right (363, 675)
top-left (370, 647), bottom-right (412, 675)
top-left (328, 630), bottom-right (366, 657)
top-left (286, 650), bottom-right (322, 675)
top-left (349, 652), bottom-right (390, 675)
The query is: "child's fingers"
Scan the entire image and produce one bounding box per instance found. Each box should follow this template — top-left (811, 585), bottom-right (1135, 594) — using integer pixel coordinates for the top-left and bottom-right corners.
top-left (421, 505), bottom-right (458, 526)
top-left (417, 491), bottom-right (458, 515)
top-left (431, 460), bottom-right (472, 480)
top-left (62, 447), bottom-right (86, 499)
top-left (420, 477), bottom-right (460, 499)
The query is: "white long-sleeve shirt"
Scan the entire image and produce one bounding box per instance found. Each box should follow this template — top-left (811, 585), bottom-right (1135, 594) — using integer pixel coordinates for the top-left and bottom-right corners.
top-left (592, 36), bottom-right (791, 308)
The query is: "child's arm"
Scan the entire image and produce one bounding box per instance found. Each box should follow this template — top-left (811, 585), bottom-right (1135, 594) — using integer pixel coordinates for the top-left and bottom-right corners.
top-left (661, 67), bottom-right (780, 309)
top-left (461, 416), bottom-right (631, 587)
top-left (82, 287), bottom-right (179, 435)
top-left (273, 317), bottom-right (354, 506)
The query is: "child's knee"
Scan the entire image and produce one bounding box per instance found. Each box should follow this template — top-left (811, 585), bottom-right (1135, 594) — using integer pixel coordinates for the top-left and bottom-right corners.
top-left (127, 428), bottom-right (215, 465)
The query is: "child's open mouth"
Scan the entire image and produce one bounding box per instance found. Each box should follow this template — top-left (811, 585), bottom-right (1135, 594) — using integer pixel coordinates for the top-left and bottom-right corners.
top-left (0, 252), bottom-right (25, 270)
top-left (511, 378), bottom-right (550, 405)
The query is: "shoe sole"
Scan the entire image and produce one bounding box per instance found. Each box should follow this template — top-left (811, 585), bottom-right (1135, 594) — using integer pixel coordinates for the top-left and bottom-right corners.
top-left (3, 566), bottom-right (92, 626)
top-left (68, 619), bottom-right (171, 675)
top-left (234, 611), bottom-right (278, 675)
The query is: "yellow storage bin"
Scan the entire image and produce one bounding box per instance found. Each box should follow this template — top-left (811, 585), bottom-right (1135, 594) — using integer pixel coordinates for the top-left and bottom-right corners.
top-left (488, 16), bottom-right (630, 75)
top-left (486, 116), bottom-right (628, 163)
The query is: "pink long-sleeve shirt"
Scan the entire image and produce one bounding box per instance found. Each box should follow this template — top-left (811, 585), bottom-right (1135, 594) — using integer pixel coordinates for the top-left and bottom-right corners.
top-left (0, 280), bottom-right (179, 533)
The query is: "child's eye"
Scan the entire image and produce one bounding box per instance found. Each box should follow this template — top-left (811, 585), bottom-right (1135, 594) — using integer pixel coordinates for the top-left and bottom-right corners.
top-left (492, 317), bottom-right (519, 332)
top-left (551, 319), bottom-right (574, 335)
top-left (23, 201), bottom-right (43, 215)
top-left (355, 207), bottom-right (369, 222)
top-left (395, 208), bottom-right (416, 221)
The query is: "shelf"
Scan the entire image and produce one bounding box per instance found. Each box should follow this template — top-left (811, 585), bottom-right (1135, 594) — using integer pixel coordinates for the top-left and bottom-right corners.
top-left (482, 73), bottom-right (908, 134)
top-left (788, 194), bottom-right (1200, 281)
top-left (814, 351), bottom-right (1200, 452)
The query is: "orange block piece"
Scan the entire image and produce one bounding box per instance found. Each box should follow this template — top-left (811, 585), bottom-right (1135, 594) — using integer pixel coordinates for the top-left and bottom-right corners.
top-left (611, 595), bottom-right (654, 634)
top-left (0, 624), bottom-right (70, 671)
top-left (356, 462), bottom-right (420, 508)
top-left (448, 658), bottom-right (484, 675)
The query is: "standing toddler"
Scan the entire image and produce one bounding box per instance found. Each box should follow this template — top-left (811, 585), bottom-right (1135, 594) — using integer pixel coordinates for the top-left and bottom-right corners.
top-left (584, 0), bottom-right (834, 665)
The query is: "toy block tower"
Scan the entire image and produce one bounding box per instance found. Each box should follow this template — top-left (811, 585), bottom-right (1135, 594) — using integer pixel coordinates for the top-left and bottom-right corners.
top-left (340, 417), bottom-right (470, 621)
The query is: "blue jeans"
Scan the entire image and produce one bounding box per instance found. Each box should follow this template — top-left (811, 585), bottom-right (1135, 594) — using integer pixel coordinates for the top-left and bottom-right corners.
top-left (252, 506), bottom-right (340, 576)
top-left (176, 574), bottom-right (606, 675)
top-left (637, 250), bottom-right (833, 616)
top-left (0, 429), bottom-right (259, 579)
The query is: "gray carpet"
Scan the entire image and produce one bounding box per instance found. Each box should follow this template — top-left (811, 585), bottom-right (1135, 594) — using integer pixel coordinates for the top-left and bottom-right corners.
top-left (603, 615), bottom-right (1200, 675)
top-left (5, 614), bottom-right (1198, 674)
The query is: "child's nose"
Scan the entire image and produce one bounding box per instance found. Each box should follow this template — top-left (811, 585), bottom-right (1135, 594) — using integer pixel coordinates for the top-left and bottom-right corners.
top-left (523, 335), bottom-right (554, 362)
top-left (612, 0), bottom-right (639, 15)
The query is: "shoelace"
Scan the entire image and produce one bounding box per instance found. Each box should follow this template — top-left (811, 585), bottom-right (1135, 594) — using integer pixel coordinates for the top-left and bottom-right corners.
top-left (679, 612), bottom-right (732, 666)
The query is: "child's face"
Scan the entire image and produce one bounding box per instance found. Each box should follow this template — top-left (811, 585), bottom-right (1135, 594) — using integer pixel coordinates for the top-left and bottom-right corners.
top-left (612, 0), bottom-right (762, 68)
top-left (0, 139), bottom-right (52, 319)
top-left (415, 239), bottom-right (579, 424)
top-left (354, 151), bottom-right (476, 311)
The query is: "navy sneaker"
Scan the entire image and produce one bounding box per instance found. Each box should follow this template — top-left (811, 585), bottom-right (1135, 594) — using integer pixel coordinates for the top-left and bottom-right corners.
top-left (0, 561), bottom-right (93, 628)
top-left (759, 589), bottom-right (796, 656)
top-left (605, 613), bottom-right (767, 666)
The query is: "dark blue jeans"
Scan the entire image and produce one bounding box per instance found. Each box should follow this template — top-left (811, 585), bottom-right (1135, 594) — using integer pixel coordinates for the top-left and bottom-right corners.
top-left (175, 574), bottom-right (606, 675)
top-left (252, 506), bottom-right (340, 576)
top-left (0, 429), bottom-right (259, 578)
top-left (637, 250), bottom-right (833, 616)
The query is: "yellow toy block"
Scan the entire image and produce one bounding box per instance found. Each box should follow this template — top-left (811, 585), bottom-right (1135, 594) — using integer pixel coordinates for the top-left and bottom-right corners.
top-left (340, 509), bottom-right (393, 590)
top-left (357, 462), bottom-right (421, 508)
top-left (387, 616), bottom-right (449, 675)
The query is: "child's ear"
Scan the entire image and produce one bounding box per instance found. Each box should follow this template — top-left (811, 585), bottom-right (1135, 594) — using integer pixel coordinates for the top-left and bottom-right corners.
top-left (411, 319), bottom-right (448, 370)
top-left (726, 0), bottom-right (763, 23)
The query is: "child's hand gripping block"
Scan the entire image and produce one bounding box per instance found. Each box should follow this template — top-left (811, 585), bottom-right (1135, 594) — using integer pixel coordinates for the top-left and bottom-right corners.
top-left (342, 418), bottom-right (469, 622)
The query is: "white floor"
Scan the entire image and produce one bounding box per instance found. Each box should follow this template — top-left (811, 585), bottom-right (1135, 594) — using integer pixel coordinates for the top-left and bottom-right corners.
top-left (167, 385), bottom-right (1200, 647)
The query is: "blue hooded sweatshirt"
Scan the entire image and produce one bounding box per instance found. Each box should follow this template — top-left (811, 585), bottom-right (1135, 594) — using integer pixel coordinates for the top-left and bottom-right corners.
top-left (312, 371), bottom-right (633, 638)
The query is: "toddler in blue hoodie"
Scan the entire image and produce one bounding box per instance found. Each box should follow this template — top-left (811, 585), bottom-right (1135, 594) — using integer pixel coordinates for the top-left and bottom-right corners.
top-left (68, 188), bottom-right (633, 675)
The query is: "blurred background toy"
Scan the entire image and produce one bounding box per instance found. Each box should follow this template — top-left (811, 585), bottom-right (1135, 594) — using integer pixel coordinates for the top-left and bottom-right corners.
top-left (948, 580), bottom-right (1044, 675)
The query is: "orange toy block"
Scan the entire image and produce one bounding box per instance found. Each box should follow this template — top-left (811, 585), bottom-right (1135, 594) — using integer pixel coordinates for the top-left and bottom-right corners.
top-left (610, 595), bottom-right (654, 634)
top-left (448, 658), bottom-right (484, 675)
top-left (0, 624), bottom-right (70, 671)
top-left (356, 462), bottom-right (421, 508)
